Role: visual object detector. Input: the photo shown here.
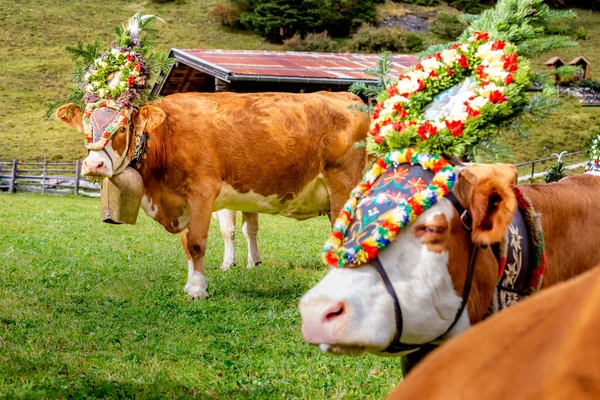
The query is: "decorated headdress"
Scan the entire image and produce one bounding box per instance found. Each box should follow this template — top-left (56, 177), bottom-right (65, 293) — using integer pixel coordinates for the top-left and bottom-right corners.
top-left (324, 0), bottom-right (578, 267)
top-left (50, 14), bottom-right (172, 151)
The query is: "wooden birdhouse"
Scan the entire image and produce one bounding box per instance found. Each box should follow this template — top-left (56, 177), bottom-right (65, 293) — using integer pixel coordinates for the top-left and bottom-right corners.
top-left (568, 56), bottom-right (591, 81)
top-left (544, 57), bottom-right (565, 83)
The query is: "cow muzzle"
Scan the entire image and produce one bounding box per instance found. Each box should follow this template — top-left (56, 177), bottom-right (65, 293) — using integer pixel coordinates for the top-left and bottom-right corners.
top-left (82, 150), bottom-right (114, 178)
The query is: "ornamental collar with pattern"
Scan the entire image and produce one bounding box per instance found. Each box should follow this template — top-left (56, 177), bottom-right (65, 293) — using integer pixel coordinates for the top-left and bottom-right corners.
top-left (322, 149), bottom-right (456, 267)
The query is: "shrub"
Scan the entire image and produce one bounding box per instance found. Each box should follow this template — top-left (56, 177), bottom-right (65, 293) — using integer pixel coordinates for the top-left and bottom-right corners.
top-left (350, 25), bottom-right (424, 53)
top-left (573, 26), bottom-right (588, 40)
top-left (430, 12), bottom-right (467, 40)
top-left (578, 80), bottom-right (600, 92)
top-left (283, 32), bottom-right (340, 52)
top-left (209, 2), bottom-right (242, 27)
top-left (395, 0), bottom-right (437, 5)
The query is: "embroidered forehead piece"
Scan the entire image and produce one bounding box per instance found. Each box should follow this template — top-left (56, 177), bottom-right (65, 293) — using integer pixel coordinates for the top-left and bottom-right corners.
top-left (323, 149), bottom-right (456, 267)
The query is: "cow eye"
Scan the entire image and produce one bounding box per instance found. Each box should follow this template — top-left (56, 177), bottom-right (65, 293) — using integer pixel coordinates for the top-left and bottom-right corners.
top-left (425, 226), bottom-right (438, 234)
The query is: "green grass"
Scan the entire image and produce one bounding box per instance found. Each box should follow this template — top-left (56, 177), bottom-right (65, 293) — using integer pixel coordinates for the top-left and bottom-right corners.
top-left (0, 193), bottom-right (403, 399)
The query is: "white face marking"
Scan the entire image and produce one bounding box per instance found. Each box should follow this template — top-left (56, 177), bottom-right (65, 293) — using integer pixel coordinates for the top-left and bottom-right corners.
top-left (141, 195), bottom-right (158, 219)
top-left (299, 198), bottom-right (471, 354)
top-left (212, 177), bottom-right (330, 220)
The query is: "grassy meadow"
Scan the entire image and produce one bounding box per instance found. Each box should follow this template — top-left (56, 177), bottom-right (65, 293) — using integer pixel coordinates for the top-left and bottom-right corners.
top-left (0, 193), bottom-right (404, 399)
top-left (1, 1), bottom-right (600, 163)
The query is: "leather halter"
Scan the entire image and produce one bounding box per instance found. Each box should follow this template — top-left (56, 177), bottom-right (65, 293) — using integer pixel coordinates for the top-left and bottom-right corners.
top-left (373, 191), bottom-right (481, 354)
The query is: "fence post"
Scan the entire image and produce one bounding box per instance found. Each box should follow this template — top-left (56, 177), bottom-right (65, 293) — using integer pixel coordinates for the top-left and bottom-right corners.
top-left (41, 155), bottom-right (47, 195)
top-left (74, 160), bottom-right (81, 196)
top-left (531, 163), bottom-right (535, 180)
top-left (8, 158), bottom-right (17, 194)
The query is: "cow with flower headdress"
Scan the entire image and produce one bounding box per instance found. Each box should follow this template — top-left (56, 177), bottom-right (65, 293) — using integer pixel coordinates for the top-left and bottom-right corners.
top-left (299, 0), bottom-right (600, 373)
top-left (55, 14), bottom-right (370, 299)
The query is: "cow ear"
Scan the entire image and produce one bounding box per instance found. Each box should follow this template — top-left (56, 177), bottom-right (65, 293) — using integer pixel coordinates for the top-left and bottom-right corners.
top-left (461, 164), bottom-right (518, 245)
top-left (133, 105), bottom-right (165, 132)
top-left (56, 104), bottom-right (83, 130)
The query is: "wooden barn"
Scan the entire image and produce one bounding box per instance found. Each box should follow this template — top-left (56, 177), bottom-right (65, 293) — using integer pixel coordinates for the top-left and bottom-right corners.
top-left (151, 49), bottom-right (419, 97)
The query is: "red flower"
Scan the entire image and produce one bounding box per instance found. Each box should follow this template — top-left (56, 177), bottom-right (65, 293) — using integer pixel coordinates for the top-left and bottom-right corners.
top-left (428, 70), bottom-right (439, 79)
top-left (458, 55), bottom-right (469, 69)
top-left (450, 43), bottom-right (462, 50)
top-left (503, 53), bottom-right (518, 73)
top-left (393, 121), bottom-right (404, 131)
top-left (417, 79), bottom-right (426, 91)
top-left (387, 85), bottom-right (398, 97)
top-left (464, 102), bottom-right (481, 118)
top-left (473, 31), bottom-right (490, 42)
top-left (491, 40), bottom-right (506, 51)
top-left (447, 69), bottom-right (454, 77)
top-left (414, 64), bottom-right (424, 71)
top-left (504, 74), bottom-right (514, 85)
top-left (476, 65), bottom-right (487, 79)
top-left (382, 119), bottom-right (392, 126)
top-left (417, 121), bottom-right (437, 140)
top-left (134, 63), bottom-right (141, 71)
top-left (434, 52), bottom-right (442, 61)
top-left (489, 90), bottom-right (505, 104)
top-left (126, 55), bottom-right (133, 62)
top-left (374, 135), bottom-right (384, 144)
top-left (370, 124), bottom-right (381, 136)
top-left (445, 120), bottom-right (464, 137)
top-left (128, 76), bottom-right (135, 86)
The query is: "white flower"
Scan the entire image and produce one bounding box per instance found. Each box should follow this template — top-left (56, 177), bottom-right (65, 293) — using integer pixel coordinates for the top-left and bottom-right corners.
top-left (484, 61), bottom-right (509, 80)
top-left (467, 96), bottom-right (489, 110)
top-left (92, 81), bottom-right (100, 88)
top-left (421, 57), bottom-right (441, 72)
top-left (480, 83), bottom-right (504, 98)
top-left (111, 48), bottom-right (120, 56)
top-left (98, 88), bottom-right (106, 98)
top-left (380, 123), bottom-right (395, 136)
top-left (85, 84), bottom-right (93, 93)
top-left (441, 48), bottom-right (460, 66)
top-left (475, 42), bottom-right (493, 59)
top-left (120, 81), bottom-right (127, 87)
top-left (481, 50), bottom-right (504, 66)
top-left (396, 78), bottom-right (420, 95)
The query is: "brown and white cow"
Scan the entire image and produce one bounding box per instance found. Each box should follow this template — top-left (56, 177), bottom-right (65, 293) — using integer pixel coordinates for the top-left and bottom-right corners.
top-left (387, 264), bottom-right (600, 400)
top-left (299, 164), bottom-right (600, 357)
top-left (57, 92), bottom-right (369, 298)
top-left (56, 91), bottom-right (368, 299)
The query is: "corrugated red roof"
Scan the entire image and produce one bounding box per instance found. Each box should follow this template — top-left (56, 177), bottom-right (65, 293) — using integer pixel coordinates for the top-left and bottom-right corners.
top-left (178, 49), bottom-right (419, 82)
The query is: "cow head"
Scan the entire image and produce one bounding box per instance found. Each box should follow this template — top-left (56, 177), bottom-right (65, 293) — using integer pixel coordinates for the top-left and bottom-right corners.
top-left (56, 104), bottom-right (165, 178)
top-left (299, 163), bottom-right (518, 356)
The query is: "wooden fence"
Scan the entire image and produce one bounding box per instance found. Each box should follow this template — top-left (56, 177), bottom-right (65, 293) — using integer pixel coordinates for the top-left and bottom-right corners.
top-left (0, 151), bottom-right (589, 196)
top-left (0, 158), bottom-right (100, 197)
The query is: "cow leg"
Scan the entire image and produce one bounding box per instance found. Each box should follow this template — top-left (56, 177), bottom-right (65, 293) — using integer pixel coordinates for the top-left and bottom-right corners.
top-left (214, 209), bottom-right (237, 270)
top-left (186, 185), bottom-right (220, 300)
top-left (242, 212), bottom-right (262, 268)
top-left (401, 345), bottom-right (436, 377)
top-left (179, 229), bottom-right (195, 293)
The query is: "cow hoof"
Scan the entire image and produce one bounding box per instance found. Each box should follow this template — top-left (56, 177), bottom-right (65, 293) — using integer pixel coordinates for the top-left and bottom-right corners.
top-left (186, 271), bottom-right (208, 300)
top-left (247, 260), bottom-right (262, 269)
top-left (220, 262), bottom-right (236, 271)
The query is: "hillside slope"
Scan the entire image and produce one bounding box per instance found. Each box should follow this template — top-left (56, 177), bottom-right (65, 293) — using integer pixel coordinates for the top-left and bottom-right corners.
top-left (0, 1), bottom-right (598, 163)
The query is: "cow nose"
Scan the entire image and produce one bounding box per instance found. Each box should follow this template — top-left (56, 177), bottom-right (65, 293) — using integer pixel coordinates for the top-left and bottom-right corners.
top-left (299, 299), bottom-right (347, 345)
top-left (82, 159), bottom-right (105, 176)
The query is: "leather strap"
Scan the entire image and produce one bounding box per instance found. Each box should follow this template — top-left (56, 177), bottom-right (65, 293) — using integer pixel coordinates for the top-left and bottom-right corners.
top-left (376, 193), bottom-right (479, 354)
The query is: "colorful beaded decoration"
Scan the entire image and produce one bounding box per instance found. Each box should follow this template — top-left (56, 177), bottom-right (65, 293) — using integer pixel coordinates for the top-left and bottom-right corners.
top-left (322, 148), bottom-right (456, 267)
